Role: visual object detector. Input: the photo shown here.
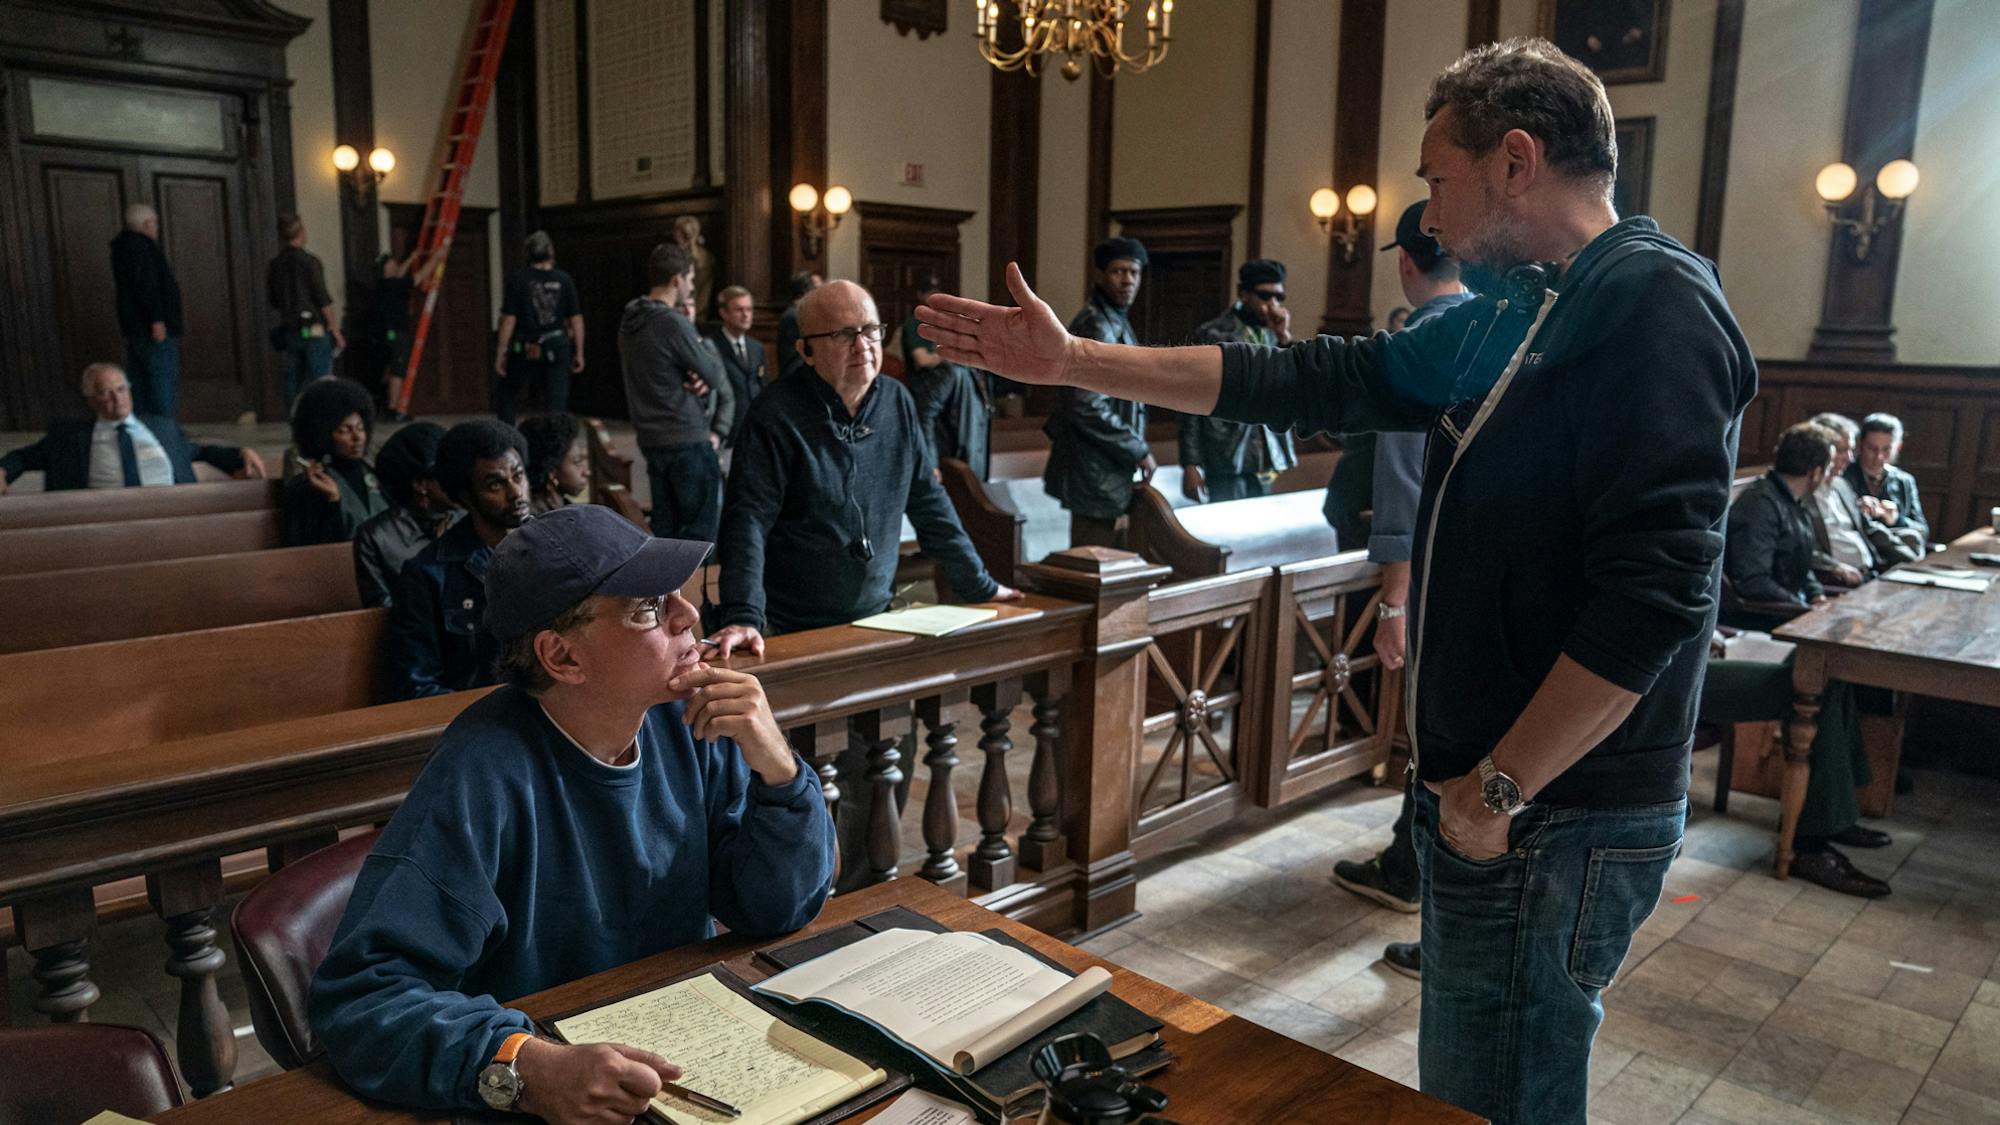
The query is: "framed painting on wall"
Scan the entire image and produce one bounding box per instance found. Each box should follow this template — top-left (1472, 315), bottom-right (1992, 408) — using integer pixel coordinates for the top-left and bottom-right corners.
top-left (1540, 0), bottom-right (1670, 85)
top-left (1614, 117), bottom-right (1656, 218)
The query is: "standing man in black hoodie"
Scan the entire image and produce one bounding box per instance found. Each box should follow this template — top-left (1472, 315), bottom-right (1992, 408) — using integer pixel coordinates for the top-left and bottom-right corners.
top-left (919, 37), bottom-right (1756, 1125)
top-left (111, 204), bottom-right (184, 420)
top-left (619, 241), bottom-right (733, 543)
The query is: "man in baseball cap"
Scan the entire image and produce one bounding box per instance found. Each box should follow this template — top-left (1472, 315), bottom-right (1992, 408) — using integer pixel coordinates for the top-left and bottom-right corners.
top-left (311, 504), bottom-right (835, 1122)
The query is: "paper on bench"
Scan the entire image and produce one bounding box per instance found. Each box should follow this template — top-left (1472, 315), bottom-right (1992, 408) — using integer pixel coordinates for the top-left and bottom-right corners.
top-left (551, 973), bottom-right (886, 1125)
top-left (755, 928), bottom-right (1113, 1075)
top-left (1881, 569), bottom-right (1994, 593)
top-left (851, 605), bottom-right (1000, 637)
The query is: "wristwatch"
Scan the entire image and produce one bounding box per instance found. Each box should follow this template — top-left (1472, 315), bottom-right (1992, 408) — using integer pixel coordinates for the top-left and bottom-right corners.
top-left (1377, 602), bottom-right (1407, 621)
top-left (1476, 755), bottom-right (1529, 817)
top-left (477, 1031), bottom-right (533, 1112)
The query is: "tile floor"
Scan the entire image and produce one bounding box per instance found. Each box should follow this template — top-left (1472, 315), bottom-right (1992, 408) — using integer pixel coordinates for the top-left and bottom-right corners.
top-left (8, 740), bottom-right (1997, 1123)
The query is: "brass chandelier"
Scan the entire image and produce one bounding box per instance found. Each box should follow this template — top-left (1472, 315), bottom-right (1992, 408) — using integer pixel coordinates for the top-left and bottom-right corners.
top-left (974, 1), bottom-right (1174, 81)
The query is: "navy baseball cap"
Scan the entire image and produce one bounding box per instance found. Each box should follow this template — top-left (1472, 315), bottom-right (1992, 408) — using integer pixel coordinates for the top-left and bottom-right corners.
top-left (484, 505), bottom-right (712, 642)
top-left (1380, 199), bottom-right (1447, 268)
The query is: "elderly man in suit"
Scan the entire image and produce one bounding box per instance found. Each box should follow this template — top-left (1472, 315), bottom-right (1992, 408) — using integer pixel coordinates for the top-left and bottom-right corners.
top-left (708, 285), bottom-right (766, 442)
top-left (0, 362), bottom-right (266, 494)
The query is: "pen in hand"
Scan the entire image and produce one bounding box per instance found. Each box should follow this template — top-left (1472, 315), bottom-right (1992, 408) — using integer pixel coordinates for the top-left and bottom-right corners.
top-left (660, 1079), bottom-right (741, 1118)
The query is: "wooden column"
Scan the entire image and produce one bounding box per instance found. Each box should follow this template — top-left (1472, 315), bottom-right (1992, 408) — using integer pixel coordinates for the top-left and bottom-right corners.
top-left (1245, 0), bottom-right (1273, 259)
top-left (855, 704), bottom-right (911, 887)
top-left (11, 889), bottom-right (98, 1022)
top-left (968, 678), bottom-right (1024, 891)
top-left (1808, 0), bottom-right (1935, 363)
top-left (493, 0), bottom-right (541, 272)
top-left (723, 0), bottom-right (776, 303)
top-left (149, 860), bottom-right (236, 1097)
top-left (1019, 548), bottom-right (1170, 935)
top-left (1465, 0), bottom-right (1500, 48)
top-left (1084, 69), bottom-right (1115, 294)
top-left (328, 0), bottom-right (379, 350)
top-left (988, 26), bottom-right (1041, 299)
top-left (1320, 0), bottom-right (1386, 337)
top-left (1692, 0), bottom-right (1745, 261)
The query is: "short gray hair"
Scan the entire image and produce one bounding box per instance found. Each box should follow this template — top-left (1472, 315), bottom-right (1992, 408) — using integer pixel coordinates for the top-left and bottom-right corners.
top-left (1810, 412), bottom-right (1859, 443)
top-left (80, 362), bottom-right (127, 395)
top-left (124, 203), bottom-right (157, 230)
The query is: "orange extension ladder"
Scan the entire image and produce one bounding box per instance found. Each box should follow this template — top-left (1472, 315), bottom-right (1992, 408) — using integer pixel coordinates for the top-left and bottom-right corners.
top-left (394, 0), bottom-right (516, 415)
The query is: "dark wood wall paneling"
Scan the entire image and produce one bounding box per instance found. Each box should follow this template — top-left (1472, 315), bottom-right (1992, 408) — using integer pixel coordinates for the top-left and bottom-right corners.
top-left (1692, 0), bottom-right (1744, 261)
top-left (1465, 0), bottom-right (1501, 47)
top-left (986, 20), bottom-right (1041, 303)
top-left (1107, 205), bottom-right (1241, 348)
top-left (1319, 0), bottom-right (1385, 336)
top-left (385, 202), bottom-right (496, 416)
top-left (493, 0), bottom-right (541, 276)
top-left (1244, 0), bottom-right (1272, 260)
top-left (0, 2), bottom-right (308, 428)
top-left (327, 0), bottom-right (383, 385)
top-left (1810, 0), bottom-right (1934, 363)
top-left (1084, 70), bottom-right (1115, 295)
top-left (1746, 361), bottom-right (2000, 543)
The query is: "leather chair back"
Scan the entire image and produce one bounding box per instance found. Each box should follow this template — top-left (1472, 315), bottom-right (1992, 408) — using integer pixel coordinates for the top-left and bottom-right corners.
top-left (0, 1023), bottom-right (183, 1124)
top-left (229, 830), bottom-right (379, 1070)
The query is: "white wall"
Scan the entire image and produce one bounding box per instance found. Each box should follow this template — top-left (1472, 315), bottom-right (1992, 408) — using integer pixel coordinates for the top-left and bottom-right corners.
top-left (1035, 71), bottom-right (1091, 319)
top-left (1714, 0), bottom-right (1855, 361)
top-left (1371, 0), bottom-right (1469, 328)
top-left (825, 9), bottom-right (991, 299)
top-left (1262, 0), bottom-right (1338, 333)
top-left (1893, 0), bottom-right (2000, 366)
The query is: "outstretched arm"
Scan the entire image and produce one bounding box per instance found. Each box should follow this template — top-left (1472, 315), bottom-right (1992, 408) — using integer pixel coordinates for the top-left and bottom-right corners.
top-left (917, 262), bottom-right (1225, 416)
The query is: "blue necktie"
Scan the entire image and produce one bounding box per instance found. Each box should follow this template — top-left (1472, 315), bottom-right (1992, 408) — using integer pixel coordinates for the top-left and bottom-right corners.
top-left (116, 421), bottom-right (141, 486)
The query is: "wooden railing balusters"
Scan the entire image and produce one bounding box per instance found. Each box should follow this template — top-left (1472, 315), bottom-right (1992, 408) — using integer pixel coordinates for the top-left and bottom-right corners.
top-left (149, 860), bottom-right (235, 1096)
top-left (1019, 670), bottom-right (1069, 872)
top-left (967, 679), bottom-right (1022, 891)
top-left (854, 705), bottom-right (912, 887)
top-left (915, 690), bottom-right (970, 895)
top-left (12, 889), bottom-right (98, 1023)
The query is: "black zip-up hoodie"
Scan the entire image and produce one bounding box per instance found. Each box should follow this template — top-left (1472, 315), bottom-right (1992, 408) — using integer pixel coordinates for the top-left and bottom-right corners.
top-left (1216, 217), bottom-right (1757, 807)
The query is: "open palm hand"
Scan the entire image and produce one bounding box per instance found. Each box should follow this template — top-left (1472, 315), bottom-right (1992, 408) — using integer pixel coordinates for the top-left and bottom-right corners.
top-left (913, 262), bottom-right (1074, 386)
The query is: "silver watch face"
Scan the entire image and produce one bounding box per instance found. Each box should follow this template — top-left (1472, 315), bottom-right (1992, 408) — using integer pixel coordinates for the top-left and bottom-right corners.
top-left (478, 1063), bottom-right (521, 1110)
top-left (1482, 773), bottom-right (1523, 812)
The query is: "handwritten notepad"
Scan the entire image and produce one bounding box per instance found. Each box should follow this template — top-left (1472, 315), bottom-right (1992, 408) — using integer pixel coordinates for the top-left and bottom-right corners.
top-left (852, 604), bottom-right (1000, 637)
top-left (552, 973), bottom-right (886, 1125)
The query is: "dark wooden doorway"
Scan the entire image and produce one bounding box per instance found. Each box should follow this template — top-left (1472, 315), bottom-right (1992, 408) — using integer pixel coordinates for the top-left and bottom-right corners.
top-left (1108, 205), bottom-right (1241, 347)
top-left (385, 204), bottom-right (497, 417)
top-left (855, 201), bottom-right (973, 378)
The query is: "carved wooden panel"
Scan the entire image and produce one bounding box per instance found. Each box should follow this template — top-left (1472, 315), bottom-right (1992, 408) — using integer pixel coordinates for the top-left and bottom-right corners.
top-left (881, 0), bottom-right (947, 39)
top-left (856, 201), bottom-right (973, 352)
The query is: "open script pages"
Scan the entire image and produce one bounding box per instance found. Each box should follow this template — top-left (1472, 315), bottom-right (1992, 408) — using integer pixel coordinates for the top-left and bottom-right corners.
top-left (552, 973), bottom-right (886, 1125)
top-left (754, 928), bottom-right (1112, 1075)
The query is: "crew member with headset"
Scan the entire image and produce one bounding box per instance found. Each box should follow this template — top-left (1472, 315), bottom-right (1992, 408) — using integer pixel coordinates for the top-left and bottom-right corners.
top-left (707, 279), bottom-right (1019, 657)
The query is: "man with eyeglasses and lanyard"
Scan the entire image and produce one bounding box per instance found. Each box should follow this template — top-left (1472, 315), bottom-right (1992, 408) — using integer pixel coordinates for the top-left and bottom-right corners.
top-left (1180, 259), bottom-right (1299, 502)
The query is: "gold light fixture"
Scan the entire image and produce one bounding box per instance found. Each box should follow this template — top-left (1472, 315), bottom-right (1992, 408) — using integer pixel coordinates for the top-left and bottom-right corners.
top-left (331, 143), bottom-right (395, 200)
top-left (1815, 158), bottom-right (1919, 264)
top-left (1313, 183), bottom-right (1378, 266)
top-left (790, 182), bottom-right (851, 258)
top-left (975, 0), bottom-right (1174, 82)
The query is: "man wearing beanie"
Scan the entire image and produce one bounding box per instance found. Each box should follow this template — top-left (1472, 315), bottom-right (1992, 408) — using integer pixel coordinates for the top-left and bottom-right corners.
top-left (311, 505), bottom-right (836, 1120)
top-left (1181, 259), bottom-right (1299, 502)
top-left (1043, 236), bottom-right (1155, 547)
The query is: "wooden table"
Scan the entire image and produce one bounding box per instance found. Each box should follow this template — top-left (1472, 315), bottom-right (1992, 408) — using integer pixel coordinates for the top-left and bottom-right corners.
top-left (1772, 528), bottom-right (2000, 877)
top-left (152, 880), bottom-right (1479, 1124)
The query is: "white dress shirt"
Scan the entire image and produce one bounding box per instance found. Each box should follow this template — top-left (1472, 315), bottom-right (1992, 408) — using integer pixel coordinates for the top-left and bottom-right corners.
top-left (89, 415), bottom-right (175, 489)
top-left (1813, 484), bottom-right (1872, 571)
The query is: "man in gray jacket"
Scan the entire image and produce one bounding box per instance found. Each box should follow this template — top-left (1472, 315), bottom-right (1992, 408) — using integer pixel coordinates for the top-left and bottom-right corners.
top-left (619, 241), bottom-right (733, 542)
top-left (1043, 237), bottom-right (1154, 547)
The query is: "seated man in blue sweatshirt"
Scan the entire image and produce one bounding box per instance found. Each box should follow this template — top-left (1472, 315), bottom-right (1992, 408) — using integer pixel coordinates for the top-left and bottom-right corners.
top-left (310, 504), bottom-right (837, 1120)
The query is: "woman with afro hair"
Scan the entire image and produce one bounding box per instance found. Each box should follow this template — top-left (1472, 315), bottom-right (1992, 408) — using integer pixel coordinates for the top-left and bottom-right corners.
top-left (281, 376), bottom-right (389, 545)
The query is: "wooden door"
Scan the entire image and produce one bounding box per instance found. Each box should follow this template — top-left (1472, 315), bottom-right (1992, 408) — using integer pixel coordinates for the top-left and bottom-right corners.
top-left (855, 202), bottom-right (973, 379)
top-left (147, 160), bottom-right (256, 422)
top-left (386, 204), bottom-right (495, 416)
top-left (1107, 206), bottom-right (1241, 348)
top-left (23, 154), bottom-right (132, 399)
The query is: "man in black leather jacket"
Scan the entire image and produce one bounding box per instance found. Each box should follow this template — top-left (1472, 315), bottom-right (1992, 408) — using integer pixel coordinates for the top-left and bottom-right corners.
top-left (1042, 237), bottom-right (1155, 547)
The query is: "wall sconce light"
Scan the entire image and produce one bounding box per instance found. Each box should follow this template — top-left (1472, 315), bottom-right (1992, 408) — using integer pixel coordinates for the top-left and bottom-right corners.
top-left (332, 144), bottom-right (395, 199)
top-left (789, 182), bottom-right (852, 259)
top-left (1312, 183), bottom-right (1378, 266)
top-left (1816, 158), bottom-right (1918, 264)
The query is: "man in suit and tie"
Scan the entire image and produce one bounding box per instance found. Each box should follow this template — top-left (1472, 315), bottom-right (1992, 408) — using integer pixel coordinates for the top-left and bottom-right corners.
top-left (0, 362), bottom-right (267, 494)
top-left (709, 285), bottom-right (766, 442)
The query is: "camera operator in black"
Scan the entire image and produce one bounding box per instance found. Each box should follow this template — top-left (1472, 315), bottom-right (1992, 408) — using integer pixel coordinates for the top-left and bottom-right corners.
top-left (707, 280), bottom-right (1018, 656)
top-left (493, 231), bottom-right (584, 424)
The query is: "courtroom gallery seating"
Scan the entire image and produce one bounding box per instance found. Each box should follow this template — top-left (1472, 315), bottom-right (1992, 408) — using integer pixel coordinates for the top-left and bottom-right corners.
top-left (0, 1023), bottom-right (185, 1121)
top-left (230, 830), bottom-right (380, 1071)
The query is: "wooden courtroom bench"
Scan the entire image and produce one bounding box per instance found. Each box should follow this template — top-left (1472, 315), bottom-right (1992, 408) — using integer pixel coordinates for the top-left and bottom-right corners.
top-left (0, 542), bottom-right (361, 654)
top-left (1127, 483), bottom-right (1342, 582)
top-left (0, 507), bottom-right (281, 576)
top-left (0, 477), bottom-right (278, 532)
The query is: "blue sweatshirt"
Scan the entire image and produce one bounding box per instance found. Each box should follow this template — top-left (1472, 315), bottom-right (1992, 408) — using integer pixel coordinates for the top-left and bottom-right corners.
top-left (307, 686), bottom-right (836, 1110)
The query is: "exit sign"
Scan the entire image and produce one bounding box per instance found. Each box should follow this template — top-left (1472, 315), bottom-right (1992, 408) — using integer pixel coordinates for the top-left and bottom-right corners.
top-left (901, 162), bottom-right (925, 187)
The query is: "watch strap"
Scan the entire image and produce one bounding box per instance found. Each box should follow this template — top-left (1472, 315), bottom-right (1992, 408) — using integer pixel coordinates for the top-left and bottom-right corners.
top-left (493, 1031), bottom-right (532, 1066)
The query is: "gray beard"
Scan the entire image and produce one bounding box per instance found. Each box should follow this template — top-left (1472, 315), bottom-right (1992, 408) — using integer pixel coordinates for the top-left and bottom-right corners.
top-left (1453, 213), bottom-right (1537, 275)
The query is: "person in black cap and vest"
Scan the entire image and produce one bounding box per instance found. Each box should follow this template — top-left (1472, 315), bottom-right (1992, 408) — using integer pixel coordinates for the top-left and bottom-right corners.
top-left (1043, 236), bottom-right (1155, 546)
top-left (1180, 259), bottom-right (1299, 502)
top-left (311, 503), bottom-right (835, 1120)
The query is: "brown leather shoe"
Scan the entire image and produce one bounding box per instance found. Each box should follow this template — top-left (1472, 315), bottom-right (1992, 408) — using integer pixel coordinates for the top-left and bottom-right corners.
top-left (1792, 847), bottom-right (1891, 898)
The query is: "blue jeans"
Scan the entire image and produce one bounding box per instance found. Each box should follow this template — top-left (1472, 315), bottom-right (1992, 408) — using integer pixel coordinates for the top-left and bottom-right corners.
top-left (1413, 785), bottom-right (1684, 1125)
top-left (125, 335), bottom-right (181, 420)
top-left (644, 441), bottom-right (722, 544)
top-left (283, 336), bottom-right (335, 406)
